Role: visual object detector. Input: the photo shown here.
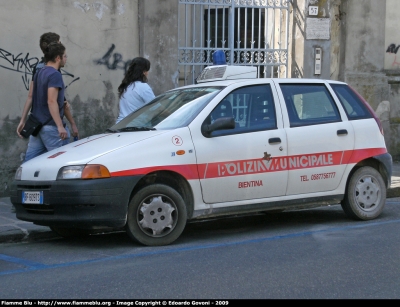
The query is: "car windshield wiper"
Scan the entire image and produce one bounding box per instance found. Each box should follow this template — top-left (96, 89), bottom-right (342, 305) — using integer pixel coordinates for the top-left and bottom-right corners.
top-left (118, 126), bottom-right (156, 132)
top-left (106, 128), bottom-right (118, 133)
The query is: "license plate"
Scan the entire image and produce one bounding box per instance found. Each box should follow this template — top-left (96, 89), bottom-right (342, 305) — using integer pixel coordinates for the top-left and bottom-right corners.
top-left (22, 191), bottom-right (43, 204)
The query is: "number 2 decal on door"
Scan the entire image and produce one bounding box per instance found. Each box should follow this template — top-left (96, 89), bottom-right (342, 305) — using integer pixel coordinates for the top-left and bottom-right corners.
top-left (172, 136), bottom-right (183, 146)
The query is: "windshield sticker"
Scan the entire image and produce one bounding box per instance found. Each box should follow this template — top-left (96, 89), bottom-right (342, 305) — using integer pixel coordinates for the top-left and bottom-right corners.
top-left (172, 136), bottom-right (183, 146)
top-left (47, 151), bottom-right (66, 159)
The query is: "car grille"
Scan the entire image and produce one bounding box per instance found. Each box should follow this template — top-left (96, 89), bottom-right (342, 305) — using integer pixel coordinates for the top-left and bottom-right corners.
top-left (22, 204), bottom-right (54, 215)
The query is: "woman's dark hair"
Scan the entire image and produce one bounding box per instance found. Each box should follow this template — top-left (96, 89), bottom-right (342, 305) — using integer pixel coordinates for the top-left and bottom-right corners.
top-left (43, 42), bottom-right (66, 63)
top-left (118, 57), bottom-right (151, 99)
top-left (39, 32), bottom-right (60, 53)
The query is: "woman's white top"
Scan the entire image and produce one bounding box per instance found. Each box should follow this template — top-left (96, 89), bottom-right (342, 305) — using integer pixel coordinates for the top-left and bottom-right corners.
top-left (116, 81), bottom-right (155, 123)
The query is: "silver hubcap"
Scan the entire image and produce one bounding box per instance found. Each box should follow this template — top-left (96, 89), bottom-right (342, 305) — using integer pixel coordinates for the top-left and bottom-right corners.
top-left (138, 195), bottom-right (176, 237)
top-left (355, 175), bottom-right (381, 211)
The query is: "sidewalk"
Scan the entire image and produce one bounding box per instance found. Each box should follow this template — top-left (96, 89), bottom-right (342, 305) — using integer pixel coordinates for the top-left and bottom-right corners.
top-left (1, 164), bottom-right (400, 244)
top-left (0, 196), bottom-right (59, 243)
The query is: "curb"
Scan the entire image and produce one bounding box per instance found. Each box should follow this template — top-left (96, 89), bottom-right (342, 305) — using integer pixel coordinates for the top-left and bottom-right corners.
top-left (0, 228), bottom-right (58, 244)
top-left (387, 187), bottom-right (400, 199)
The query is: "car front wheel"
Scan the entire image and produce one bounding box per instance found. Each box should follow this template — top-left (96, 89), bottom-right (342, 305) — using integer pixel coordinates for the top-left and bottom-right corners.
top-left (341, 166), bottom-right (386, 220)
top-left (126, 184), bottom-right (187, 246)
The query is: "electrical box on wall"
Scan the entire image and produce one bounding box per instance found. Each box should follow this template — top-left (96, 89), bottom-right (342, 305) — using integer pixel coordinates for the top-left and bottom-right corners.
top-left (315, 48), bottom-right (322, 75)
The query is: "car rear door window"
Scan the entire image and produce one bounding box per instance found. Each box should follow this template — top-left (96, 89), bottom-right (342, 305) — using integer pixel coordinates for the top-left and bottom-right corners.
top-left (280, 84), bottom-right (341, 127)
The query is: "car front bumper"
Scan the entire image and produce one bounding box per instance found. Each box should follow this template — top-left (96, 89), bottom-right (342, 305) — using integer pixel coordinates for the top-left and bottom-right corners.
top-left (10, 176), bottom-right (142, 229)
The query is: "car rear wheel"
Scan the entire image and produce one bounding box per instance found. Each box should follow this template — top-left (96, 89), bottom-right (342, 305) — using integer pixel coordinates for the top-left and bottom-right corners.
top-left (341, 166), bottom-right (386, 220)
top-left (126, 184), bottom-right (187, 246)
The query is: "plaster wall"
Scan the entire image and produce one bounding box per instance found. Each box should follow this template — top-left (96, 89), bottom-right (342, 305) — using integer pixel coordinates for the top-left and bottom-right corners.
top-left (291, 0), bottom-right (306, 78)
top-left (139, 0), bottom-right (179, 93)
top-left (342, 0), bottom-right (390, 150)
top-left (328, 0), bottom-right (343, 80)
top-left (384, 0), bottom-right (400, 70)
top-left (0, 0), bottom-right (140, 196)
top-left (385, 0), bottom-right (400, 159)
top-left (344, 0), bottom-right (386, 74)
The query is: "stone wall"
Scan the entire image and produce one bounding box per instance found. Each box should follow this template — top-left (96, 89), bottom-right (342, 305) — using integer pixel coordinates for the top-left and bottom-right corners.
top-left (387, 74), bottom-right (400, 160)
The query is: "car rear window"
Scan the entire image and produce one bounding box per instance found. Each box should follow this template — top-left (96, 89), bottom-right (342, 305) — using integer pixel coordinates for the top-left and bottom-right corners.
top-left (330, 84), bottom-right (373, 120)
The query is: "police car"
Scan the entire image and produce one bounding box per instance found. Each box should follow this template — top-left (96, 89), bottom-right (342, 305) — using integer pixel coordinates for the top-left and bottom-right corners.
top-left (11, 64), bottom-right (392, 246)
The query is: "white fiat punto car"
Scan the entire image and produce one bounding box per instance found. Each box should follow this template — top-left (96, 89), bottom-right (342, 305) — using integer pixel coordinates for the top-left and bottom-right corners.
top-left (11, 65), bottom-right (392, 246)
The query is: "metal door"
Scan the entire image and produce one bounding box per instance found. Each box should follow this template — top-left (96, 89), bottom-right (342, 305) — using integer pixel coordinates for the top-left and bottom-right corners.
top-left (178, 0), bottom-right (291, 86)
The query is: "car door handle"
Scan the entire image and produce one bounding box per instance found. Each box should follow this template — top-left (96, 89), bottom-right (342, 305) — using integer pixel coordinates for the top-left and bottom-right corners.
top-left (337, 129), bottom-right (348, 136)
top-left (269, 137), bottom-right (281, 144)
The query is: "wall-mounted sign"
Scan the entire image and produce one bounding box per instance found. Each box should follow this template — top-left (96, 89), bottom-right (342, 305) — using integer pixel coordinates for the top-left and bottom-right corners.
top-left (309, 6), bottom-right (318, 16)
top-left (306, 18), bottom-right (330, 40)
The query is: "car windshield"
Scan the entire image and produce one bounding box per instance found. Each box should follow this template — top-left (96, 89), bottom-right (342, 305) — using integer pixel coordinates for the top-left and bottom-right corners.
top-left (108, 86), bottom-right (223, 132)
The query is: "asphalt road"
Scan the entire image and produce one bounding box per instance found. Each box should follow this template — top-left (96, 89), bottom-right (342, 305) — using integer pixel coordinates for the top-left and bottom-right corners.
top-left (1, 200), bottom-right (400, 300)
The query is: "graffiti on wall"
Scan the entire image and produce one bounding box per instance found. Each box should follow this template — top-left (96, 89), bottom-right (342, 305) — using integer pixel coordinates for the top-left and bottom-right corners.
top-left (386, 44), bottom-right (400, 68)
top-left (61, 69), bottom-right (80, 89)
top-left (0, 48), bottom-right (39, 90)
top-left (0, 48), bottom-right (80, 90)
top-left (94, 44), bottom-right (131, 73)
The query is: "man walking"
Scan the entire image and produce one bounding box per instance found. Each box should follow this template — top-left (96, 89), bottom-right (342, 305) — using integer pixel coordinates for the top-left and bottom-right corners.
top-left (17, 32), bottom-right (78, 144)
top-left (23, 42), bottom-right (70, 162)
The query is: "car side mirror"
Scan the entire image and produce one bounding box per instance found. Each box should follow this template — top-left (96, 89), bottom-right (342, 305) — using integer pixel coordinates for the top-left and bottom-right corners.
top-left (202, 117), bottom-right (236, 137)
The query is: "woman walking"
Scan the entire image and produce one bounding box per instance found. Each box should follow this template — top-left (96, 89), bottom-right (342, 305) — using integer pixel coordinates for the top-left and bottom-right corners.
top-left (116, 57), bottom-right (155, 123)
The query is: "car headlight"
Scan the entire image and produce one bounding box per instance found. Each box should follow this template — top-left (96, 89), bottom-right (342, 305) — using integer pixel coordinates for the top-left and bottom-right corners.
top-left (57, 165), bottom-right (111, 180)
top-left (15, 167), bottom-right (22, 180)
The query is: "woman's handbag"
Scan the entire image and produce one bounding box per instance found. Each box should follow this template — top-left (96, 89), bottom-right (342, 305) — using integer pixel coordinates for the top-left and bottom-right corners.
top-left (20, 114), bottom-right (44, 138)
